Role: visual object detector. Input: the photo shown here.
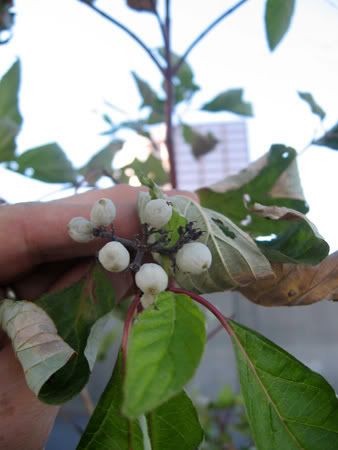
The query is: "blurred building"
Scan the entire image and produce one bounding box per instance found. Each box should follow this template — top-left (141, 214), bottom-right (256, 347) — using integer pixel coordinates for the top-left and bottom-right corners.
top-left (173, 121), bottom-right (249, 191)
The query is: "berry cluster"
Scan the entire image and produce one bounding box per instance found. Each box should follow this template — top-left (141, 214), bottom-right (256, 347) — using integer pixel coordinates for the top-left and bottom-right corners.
top-left (68, 197), bottom-right (212, 308)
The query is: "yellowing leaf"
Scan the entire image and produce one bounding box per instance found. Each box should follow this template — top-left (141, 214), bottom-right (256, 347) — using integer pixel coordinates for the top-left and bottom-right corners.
top-left (197, 145), bottom-right (330, 265)
top-left (0, 299), bottom-right (75, 395)
top-left (239, 251), bottom-right (338, 306)
top-left (171, 195), bottom-right (273, 293)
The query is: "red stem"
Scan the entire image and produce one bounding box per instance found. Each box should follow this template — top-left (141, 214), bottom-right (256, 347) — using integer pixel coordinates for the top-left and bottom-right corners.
top-left (169, 287), bottom-right (234, 337)
top-left (163, 0), bottom-right (178, 189)
top-left (121, 292), bottom-right (141, 371)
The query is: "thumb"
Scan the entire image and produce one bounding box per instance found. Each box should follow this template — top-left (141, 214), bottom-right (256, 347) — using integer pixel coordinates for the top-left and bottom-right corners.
top-left (166, 189), bottom-right (200, 203)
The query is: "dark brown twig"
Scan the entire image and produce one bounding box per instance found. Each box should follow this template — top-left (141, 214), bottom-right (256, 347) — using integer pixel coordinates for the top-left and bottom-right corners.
top-left (150, 0), bottom-right (167, 46)
top-left (163, 0), bottom-right (178, 188)
top-left (121, 293), bottom-right (141, 371)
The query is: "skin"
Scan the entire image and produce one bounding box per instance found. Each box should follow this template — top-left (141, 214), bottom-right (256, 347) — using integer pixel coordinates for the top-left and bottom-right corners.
top-left (0, 184), bottom-right (196, 450)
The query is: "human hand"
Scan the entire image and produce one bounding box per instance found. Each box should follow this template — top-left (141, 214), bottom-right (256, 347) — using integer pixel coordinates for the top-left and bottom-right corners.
top-left (0, 184), bottom-right (194, 450)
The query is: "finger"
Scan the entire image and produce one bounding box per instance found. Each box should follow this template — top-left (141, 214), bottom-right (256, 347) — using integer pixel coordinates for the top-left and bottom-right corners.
top-left (0, 185), bottom-right (141, 284)
top-left (0, 340), bottom-right (58, 450)
top-left (0, 185), bottom-right (198, 285)
top-left (167, 189), bottom-right (199, 203)
top-left (12, 258), bottom-right (91, 300)
top-left (13, 257), bottom-right (134, 303)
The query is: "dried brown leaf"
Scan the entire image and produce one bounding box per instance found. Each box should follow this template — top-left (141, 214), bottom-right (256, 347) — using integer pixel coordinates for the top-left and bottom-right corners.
top-left (127, 0), bottom-right (155, 12)
top-left (0, 299), bottom-right (75, 394)
top-left (247, 202), bottom-right (308, 221)
top-left (239, 251), bottom-right (338, 306)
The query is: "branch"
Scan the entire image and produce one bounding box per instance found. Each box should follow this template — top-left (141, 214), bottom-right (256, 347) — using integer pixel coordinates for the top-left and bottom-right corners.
top-left (78, 0), bottom-right (165, 75)
top-left (150, 0), bottom-right (167, 46)
top-left (163, 0), bottom-right (178, 188)
top-left (121, 293), bottom-right (141, 371)
top-left (173, 0), bottom-right (249, 75)
top-left (169, 287), bottom-right (234, 337)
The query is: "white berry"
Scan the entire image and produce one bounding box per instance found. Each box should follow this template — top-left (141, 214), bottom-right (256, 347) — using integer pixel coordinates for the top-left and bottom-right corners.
top-left (135, 263), bottom-right (168, 296)
top-left (90, 198), bottom-right (116, 227)
top-left (68, 217), bottom-right (94, 243)
top-left (144, 199), bottom-right (172, 229)
top-left (98, 241), bottom-right (130, 272)
top-left (176, 242), bottom-right (212, 275)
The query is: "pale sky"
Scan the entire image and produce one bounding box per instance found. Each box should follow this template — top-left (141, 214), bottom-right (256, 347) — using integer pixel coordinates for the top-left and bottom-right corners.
top-left (0, 0), bottom-right (338, 248)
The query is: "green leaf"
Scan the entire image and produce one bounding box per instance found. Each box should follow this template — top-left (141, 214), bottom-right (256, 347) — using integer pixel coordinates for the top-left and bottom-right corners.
top-left (175, 61), bottom-right (199, 100)
top-left (212, 385), bottom-right (236, 408)
top-left (198, 145), bottom-right (307, 225)
top-left (102, 113), bottom-right (114, 126)
top-left (96, 327), bottom-right (117, 362)
top-left (118, 153), bottom-right (169, 186)
top-left (201, 89), bottom-right (253, 117)
top-left (123, 291), bottom-right (206, 418)
top-left (15, 143), bottom-right (77, 183)
top-left (80, 140), bottom-right (123, 184)
top-left (197, 145), bottom-right (320, 263)
top-left (127, 0), bottom-right (156, 12)
top-left (0, 60), bottom-right (22, 162)
top-left (37, 264), bottom-right (116, 404)
top-left (147, 391), bottom-right (204, 450)
top-left (265, 0), bottom-right (296, 51)
top-left (84, 311), bottom-right (116, 369)
top-left (139, 176), bottom-right (165, 200)
top-left (145, 98), bottom-right (166, 124)
top-left (182, 124), bottom-right (218, 159)
top-left (313, 122), bottom-right (338, 150)
top-left (0, 299), bottom-right (75, 396)
top-left (146, 110), bottom-right (165, 125)
top-left (298, 91), bottom-right (325, 120)
top-left (248, 202), bottom-right (329, 264)
top-left (0, 118), bottom-right (19, 161)
top-left (131, 71), bottom-right (165, 123)
top-left (228, 319), bottom-right (338, 450)
top-left (77, 354), bottom-right (144, 450)
top-left (132, 71), bottom-right (160, 109)
top-left (0, 60), bottom-right (22, 125)
top-left (170, 195), bottom-right (273, 293)
top-left (157, 48), bottom-right (200, 103)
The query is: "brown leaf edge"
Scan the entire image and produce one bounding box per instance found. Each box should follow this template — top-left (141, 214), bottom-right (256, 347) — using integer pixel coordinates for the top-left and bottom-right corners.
top-left (238, 251), bottom-right (338, 306)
